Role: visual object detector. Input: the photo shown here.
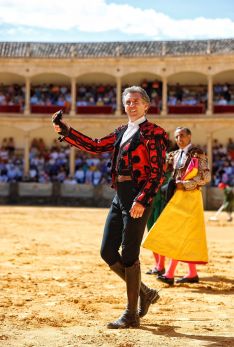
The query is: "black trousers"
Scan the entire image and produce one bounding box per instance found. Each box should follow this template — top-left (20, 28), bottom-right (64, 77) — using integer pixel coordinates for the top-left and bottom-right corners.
top-left (100, 181), bottom-right (152, 267)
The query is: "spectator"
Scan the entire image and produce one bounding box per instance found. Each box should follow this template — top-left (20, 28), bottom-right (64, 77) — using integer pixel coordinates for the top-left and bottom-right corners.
top-left (63, 175), bottom-right (77, 185)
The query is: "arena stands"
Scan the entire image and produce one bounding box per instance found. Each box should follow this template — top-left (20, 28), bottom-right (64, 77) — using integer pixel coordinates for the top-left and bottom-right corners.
top-left (1, 80), bottom-right (234, 115)
top-left (0, 137), bottom-right (111, 185)
top-left (1, 136), bottom-right (233, 187)
top-left (212, 138), bottom-right (234, 187)
top-left (0, 83), bottom-right (24, 112)
top-left (30, 84), bottom-right (71, 114)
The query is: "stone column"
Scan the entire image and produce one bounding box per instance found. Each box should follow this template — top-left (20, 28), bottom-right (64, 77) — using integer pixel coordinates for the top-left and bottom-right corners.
top-left (207, 132), bottom-right (213, 177)
top-left (69, 146), bottom-right (75, 176)
top-left (206, 75), bottom-right (213, 115)
top-left (70, 77), bottom-right (76, 116)
top-left (24, 133), bottom-right (30, 177)
top-left (161, 76), bottom-right (168, 115)
top-left (24, 77), bottom-right (31, 115)
top-left (115, 77), bottom-right (122, 116)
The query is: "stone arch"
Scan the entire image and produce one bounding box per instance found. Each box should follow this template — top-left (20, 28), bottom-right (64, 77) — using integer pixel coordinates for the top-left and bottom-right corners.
top-left (30, 72), bottom-right (70, 85)
top-left (121, 72), bottom-right (162, 86)
top-left (213, 70), bottom-right (234, 83)
top-left (0, 72), bottom-right (25, 84)
top-left (76, 72), bottom-right (116, 84)
top-left (167, 71), bottom-right (207, 84)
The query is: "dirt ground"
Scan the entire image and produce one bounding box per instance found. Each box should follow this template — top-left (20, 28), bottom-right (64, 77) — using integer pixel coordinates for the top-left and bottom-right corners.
top-left (0, 206), bottom-right (233, 347)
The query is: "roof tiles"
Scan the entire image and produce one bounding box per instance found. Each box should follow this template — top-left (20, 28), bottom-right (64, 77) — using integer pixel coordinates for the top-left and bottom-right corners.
top-left (0, 39), bottom-right (233, 58)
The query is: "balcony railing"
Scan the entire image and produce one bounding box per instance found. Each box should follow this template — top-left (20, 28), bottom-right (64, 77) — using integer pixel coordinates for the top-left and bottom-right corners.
top-left (0, 105), bottom-right (21, 113)
top-left (76, 105), bottom-right (113, 114)
top-left (168, 104), bottom-right (205, 114)
top-left (213, 105), bottom-right (234, 113)
top-left (31, 105), bottom-right (67, 114)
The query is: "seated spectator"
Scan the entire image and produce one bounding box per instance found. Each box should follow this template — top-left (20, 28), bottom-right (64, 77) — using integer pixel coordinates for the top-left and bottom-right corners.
top-left (28, 165), bottom-right (38, 182)
top-left (92, 167), bottom-right (102, 186)
top-left (38, 171), bottom-right (50, 183)
top-left (74, 165), bottom-right (86, 183)
top-left (85, 168), bottom-right (94, 184)
top-left (0, 92), bottom-right (6, 104)
top-left (168, 93), bottom-right (177, 106)
top-left (57, 167), bottom-right (67, 182)
top-left (216, 96), bottom-right (228, 105)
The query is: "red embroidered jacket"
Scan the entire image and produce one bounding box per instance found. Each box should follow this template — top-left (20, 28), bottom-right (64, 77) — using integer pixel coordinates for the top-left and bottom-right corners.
top-left (63, 120), bottom-right (168, 207)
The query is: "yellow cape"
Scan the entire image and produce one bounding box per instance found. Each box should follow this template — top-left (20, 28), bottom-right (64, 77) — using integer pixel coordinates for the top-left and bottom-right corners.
top-left (142, 189), bottom-right (208, 264)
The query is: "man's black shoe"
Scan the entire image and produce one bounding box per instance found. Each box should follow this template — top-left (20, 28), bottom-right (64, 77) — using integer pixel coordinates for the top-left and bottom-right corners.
top-left (176, 276), bottom-right (199, 284)
top-left (157, 275), bottom-right (174, 285)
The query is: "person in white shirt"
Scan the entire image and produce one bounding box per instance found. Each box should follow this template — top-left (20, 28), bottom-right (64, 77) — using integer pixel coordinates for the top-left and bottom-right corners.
top-left (154, 127), bottom-right (211, 285)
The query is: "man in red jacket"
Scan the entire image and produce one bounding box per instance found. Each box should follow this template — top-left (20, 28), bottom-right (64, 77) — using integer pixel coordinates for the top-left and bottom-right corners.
top-left (52, 86), bottom-right (168, 329)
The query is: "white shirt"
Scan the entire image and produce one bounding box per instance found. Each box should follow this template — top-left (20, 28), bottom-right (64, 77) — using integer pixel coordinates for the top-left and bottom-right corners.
top-left (181, 143), bottom-right (192, 155)
top-left (177, 143), bottom-right (192, 167)
top-left (120, 116), bottom-right (146, 146)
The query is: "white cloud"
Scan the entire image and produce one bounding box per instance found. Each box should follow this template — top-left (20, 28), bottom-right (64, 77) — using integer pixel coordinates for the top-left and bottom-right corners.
top-left (0, 0), bottom-right (234, 39)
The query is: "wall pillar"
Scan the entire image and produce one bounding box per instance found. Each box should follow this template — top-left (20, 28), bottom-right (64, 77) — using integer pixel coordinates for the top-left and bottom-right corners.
top-left (24, 77), bottom-right (31, 115)
top-left (206, 75), bottom-right (213, 115)
top-left (69, 146), bottom-right (75, 176)
top-left (70, 77), bottom-right (76, 116)
top-left (23, 133), bottom-right (30, 176)
top-left (161, 76), bottom-right (168, 115)
top-left (115, 77), bottom-right (122, 116)
top-left (207, 132), bottom-right (213, 178)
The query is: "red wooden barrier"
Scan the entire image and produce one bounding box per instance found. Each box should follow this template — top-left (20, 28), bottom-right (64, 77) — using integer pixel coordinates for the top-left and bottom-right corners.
top-left (0, 104), bottom-right (21, 113)
top-left (76, 106), bottom-right (113, 114)
top-left (31, 105), bottom-right (66, 114)
top-left (168, 104), bottom-right (205, 114)
top-left (214, 105), bottom-right (234, 113)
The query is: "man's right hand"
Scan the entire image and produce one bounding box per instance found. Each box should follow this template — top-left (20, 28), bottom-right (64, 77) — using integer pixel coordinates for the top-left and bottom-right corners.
top-left (176, 181), bottom-right (184, 190)
top-left (52, 110), bottom-right (70, 136)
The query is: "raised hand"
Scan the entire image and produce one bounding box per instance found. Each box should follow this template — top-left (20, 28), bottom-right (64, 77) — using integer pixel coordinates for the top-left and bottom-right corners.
top-left (52, 110), bottom-right (70, 136)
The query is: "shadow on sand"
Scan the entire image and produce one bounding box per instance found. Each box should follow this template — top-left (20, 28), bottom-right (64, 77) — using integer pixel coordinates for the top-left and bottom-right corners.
top-left (140, 323), bottom-right (234, 347)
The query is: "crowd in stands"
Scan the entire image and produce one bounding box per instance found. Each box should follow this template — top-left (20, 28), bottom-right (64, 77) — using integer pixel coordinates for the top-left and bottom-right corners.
top-left (167, 83), bottom-right (207, 107)
top-left (30, 84), bottom-right (71, 113)
top-left (77, 84), bottom-right (116, 108)
top-left (1, 136), bottom-right (233, 187)
top-left (213, 83), bottom-right (234, 105)
top-left (211, 138), bottom-right (234, 187)
top-left (139, 80), bottom-right (162, 107)
top-left (1, 81), bottom-right (234, 112)
top-left (0, 137), bottom-right (112, 185)
top-left (0, 137), bottom-right (23, 182)
top-left (0, 83), bottom-right (25, 109)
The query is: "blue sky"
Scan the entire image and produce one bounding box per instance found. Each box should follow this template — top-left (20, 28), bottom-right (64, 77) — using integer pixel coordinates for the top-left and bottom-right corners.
top-left (0, 0), bottom-right (234, 42)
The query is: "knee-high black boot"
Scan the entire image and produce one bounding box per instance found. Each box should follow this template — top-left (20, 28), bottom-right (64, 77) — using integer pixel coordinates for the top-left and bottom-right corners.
top-left (109, 261), bottom-right (159, 318)
top-left (107, 261), bottom-right (141, 329)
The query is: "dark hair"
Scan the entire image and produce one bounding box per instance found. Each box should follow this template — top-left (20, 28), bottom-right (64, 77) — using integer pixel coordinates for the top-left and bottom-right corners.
top-left (122, 86), bottom-right (150, 105)
top-left (174, 127), bottom-right (192, 135)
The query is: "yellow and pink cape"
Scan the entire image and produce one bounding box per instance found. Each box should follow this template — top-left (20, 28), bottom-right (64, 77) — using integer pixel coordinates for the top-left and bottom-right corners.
top-left (142, 157), bottom-right (208, 264)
